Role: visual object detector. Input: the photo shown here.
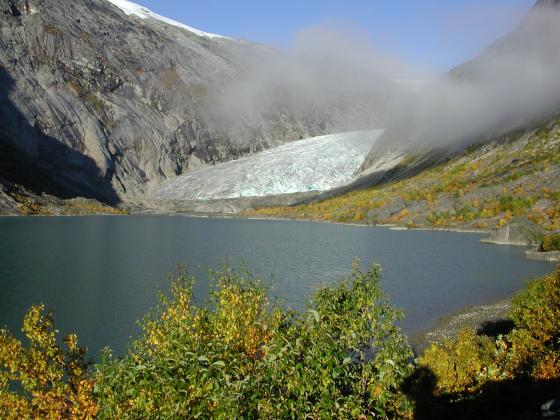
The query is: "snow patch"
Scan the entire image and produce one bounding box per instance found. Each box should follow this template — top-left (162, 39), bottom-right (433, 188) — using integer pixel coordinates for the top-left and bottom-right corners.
top-left (106, 0), bottom-right (226, 39)
top-left (154, 130), bottom-right (384, 201)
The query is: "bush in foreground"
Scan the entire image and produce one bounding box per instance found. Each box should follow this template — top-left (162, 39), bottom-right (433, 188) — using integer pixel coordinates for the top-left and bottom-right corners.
top-left (95, 263), bottom-right (415, 418)
top-left (419, 268), bottom-right (560, 416)
top-left (0, 305), bottom-right (98, 418)
top-left (1, 265), bottom-right (558, 418)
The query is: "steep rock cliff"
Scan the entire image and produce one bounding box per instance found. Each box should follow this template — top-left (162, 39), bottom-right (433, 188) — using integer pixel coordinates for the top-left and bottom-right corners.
top-left (0, 0), bottom-right (394, 203)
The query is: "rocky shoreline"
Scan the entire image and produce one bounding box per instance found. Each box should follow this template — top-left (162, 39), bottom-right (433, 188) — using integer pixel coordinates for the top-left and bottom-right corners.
top-left (409, 299), bottom-right (513, 355)
top-left (526, 248), bottom-right (560, 262)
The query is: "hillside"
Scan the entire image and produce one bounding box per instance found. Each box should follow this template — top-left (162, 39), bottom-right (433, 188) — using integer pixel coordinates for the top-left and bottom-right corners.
top-left (0, 0), bottom-right (396, 206)
top-left (253, 120), bottom-right (560, 235)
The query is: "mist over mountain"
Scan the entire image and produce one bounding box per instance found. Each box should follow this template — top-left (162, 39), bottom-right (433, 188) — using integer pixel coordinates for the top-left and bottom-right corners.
top-left (362, 0), bottom-right (560, 172)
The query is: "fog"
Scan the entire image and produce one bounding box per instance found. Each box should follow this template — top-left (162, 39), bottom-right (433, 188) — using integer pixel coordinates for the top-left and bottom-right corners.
top-left (212, 24), bottom-right (414, 136)
top-left (213, 3), bottom-right (560, 154)
top-left (377, 6), bottom-right (560, 152)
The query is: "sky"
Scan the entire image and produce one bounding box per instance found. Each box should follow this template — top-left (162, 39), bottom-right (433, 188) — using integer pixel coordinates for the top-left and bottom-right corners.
top-left (133, 0), bottom-right (535, 75)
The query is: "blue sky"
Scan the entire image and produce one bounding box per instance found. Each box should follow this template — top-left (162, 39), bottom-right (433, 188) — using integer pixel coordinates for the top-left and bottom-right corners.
top-left (136, 0), bottom-right (535, 73)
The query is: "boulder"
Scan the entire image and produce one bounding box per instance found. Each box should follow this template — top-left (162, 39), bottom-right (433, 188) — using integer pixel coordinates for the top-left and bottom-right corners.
top-left (482, 218), bottom-right (545, 246)
top-left (532, 199), bottom-right (553, 211)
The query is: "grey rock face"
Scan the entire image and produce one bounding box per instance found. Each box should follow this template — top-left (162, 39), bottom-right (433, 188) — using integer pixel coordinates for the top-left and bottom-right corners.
top-left (0, 181), bottom-right (17, 213)
top-left (532, 199), bottom-right (553, 210)
top-left (535, 0), bottom-right (560, 8)
top-left (0, 0), bottom-right (392, 203)
top-left (482, 219), bottom-right (546, 246)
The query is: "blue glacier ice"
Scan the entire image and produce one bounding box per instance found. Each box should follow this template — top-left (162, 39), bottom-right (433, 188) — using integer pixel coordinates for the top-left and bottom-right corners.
top-left (154, 130), bottom-right (383, 200)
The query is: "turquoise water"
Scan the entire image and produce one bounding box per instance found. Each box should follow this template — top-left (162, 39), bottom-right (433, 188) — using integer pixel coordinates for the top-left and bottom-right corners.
top-left (0, 215), bottom-right (552, 356)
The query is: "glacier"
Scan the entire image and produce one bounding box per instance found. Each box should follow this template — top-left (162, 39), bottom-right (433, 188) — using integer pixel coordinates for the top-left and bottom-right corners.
top-left (106, 0), bottom-right (226, 39)
top-left (154, 130), bottom-right (384, 201)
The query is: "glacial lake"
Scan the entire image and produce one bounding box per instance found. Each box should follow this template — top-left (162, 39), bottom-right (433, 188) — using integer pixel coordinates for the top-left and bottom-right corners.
top-left (0, 215), bottom-right (553, 356)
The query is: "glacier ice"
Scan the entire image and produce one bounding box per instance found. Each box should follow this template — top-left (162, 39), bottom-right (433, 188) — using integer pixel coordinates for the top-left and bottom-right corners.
top-left (154, 130), bottom-right (384, 201)
top-left (106, 0), bottom-right (226, 39)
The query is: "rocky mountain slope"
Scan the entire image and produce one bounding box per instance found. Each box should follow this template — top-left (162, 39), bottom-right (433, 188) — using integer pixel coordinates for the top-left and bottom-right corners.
top-left (0, 179), bottom-right (17, 212)
top-left (0, 0), bottom-right (397, 206)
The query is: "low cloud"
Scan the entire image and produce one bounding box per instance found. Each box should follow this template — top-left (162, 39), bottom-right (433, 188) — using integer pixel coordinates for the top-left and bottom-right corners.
top-left (211, 23), bottom-right (419, 137)
top-left (379, 6), bottom-right (560, 152)
top-left (210, 3), bottom-right (560, 154)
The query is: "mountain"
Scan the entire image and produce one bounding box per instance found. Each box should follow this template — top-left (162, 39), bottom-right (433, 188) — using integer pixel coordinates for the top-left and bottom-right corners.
top-left (0, 0), bottom-right (397, 206)
top-left (360, 0), bottom-right (560, 177)
top-left (535, 0), bottom-right (560, 7)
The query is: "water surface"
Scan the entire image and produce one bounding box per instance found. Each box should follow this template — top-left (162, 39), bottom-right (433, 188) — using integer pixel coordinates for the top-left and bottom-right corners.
top-left (0, 216), bottom-right (552, 355)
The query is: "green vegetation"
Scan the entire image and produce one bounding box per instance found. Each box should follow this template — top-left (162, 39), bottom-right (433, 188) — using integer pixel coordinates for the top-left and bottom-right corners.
top-left (542, 234), bottom-right (560, 252)
top-left (1, 265), bottom-right (559, 418)
top-left (420, 268), bottom-right (560, 398)
top-left (0, 306), bottom-right (98, 418)
top-left (67, 80), bottom-right (105, 114)
top-left (251, 124), bottom-right (560, 232)
top-left (419, 329), bottom-right (496, 394)
top-left (95, 264), bottom-right (414, 418)
top-left (415, 269), bottom-right (560, 418)
top-left (9, 188), bottom-right (127, 216)
top-left (498, 195), bottom-right (534, 215)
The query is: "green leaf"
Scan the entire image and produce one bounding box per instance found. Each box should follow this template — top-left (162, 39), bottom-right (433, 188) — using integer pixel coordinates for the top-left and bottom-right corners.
top-left (308, 309), bottom-right (320, 323)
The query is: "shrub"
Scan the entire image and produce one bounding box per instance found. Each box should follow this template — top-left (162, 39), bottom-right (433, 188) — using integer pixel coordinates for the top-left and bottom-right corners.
top-left (419, 330), bottom-right (496, 395)
top-left (454, 204), bottom-right (476, 223)
top-left (507, 269), bottom-right (560, 378)
top-left (498, 195), bottom-right (534, 215)
top-left (0, 305), bottom-right (98, 419)
top-left (427, 211), bottom-right (451, 227)
top-left (542, 234), bottom-right (560, 252)
top-left (95, 264), bottom-right (415, 419)
top-left (419, 268), bottom-right (560, 396)
top-left (3, 265), bottom-right (558, 417)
